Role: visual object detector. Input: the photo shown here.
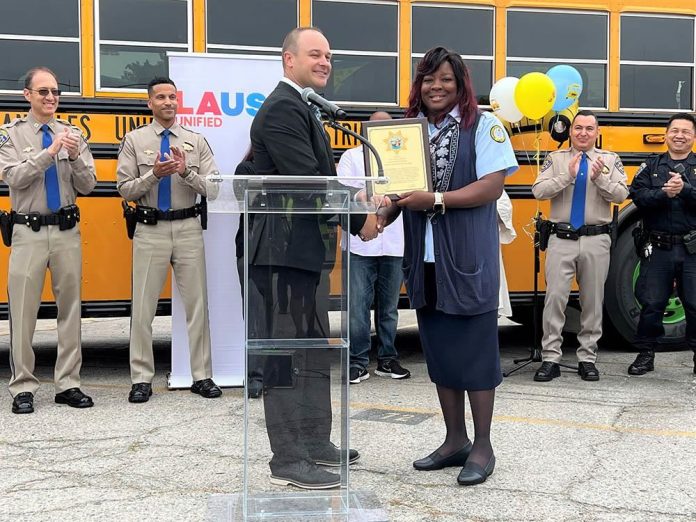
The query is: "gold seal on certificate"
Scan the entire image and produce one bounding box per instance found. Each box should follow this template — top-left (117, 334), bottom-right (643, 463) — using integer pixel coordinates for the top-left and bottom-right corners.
top-left (361, 117), bottom-right (432, 197)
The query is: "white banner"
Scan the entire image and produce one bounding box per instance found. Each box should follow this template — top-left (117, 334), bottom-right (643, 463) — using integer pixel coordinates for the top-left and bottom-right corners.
top-left (167, 53), bottom-right (282, 388)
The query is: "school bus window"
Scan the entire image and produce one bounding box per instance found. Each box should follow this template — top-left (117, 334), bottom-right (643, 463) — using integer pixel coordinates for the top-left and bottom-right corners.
top-left (619, 14), bottom-right (695, 110)
top-left (207, 0), bottom-right (297, 51)
top-left (312, 0), bottom-right (398, 104)
top-left (325, 55), bottom-right (397, 104)
top-left (0, 0), bottom-right (79, 38)
top-left (96, 0), bottom-right (191, 91)
top-left (411, 4), bottom-right (493, 57)
top-left (507, 61), bottom-right (606, 109)
top-left (411, 56), bottom-right (492, 106)
top-left (411, 3), bottom-right (494, 106)
top-left (0, 0), bottom-right (80, 94)
top-left (99, 46), bottom-right (179, 90)
top-left (507, 9), bottom-right (608, 109)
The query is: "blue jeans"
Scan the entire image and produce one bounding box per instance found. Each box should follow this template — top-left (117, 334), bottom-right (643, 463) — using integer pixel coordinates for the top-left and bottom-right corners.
top-left (349, 254), bottom-right (403, 370)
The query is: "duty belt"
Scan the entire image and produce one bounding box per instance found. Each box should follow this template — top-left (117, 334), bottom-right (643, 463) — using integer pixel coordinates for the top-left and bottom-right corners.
top-left (551, 222), bottom-right (611, 240)
top-left (135, 204), bottom-right (200, 225)
top-left (648, 231), bottom-right (685, 245)
top-left (11, 205), bottom-right (80, 231)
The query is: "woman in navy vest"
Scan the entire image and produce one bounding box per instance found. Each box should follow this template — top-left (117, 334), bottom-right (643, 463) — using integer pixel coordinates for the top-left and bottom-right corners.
top-left (396, 48), bottom-right (518, 485)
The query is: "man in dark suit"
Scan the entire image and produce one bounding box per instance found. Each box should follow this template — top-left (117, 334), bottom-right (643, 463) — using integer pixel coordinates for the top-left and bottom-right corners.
top-left (245, 27), bottom-right (380, 490)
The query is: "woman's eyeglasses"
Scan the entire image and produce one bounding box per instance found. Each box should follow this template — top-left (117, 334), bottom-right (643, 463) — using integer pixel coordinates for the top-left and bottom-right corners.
top-left (28, 88), bottom-right (62, 97)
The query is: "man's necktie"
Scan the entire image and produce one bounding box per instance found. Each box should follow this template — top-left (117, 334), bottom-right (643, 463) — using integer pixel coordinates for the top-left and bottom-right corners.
top-left (158, 129), bottom-right (171, 211)
top-left (310, 104), bottom-right (322, 123)
top-left (41, 124), bottom-right (61, 212)
top-left (570, 152), bottom-right (588, 230)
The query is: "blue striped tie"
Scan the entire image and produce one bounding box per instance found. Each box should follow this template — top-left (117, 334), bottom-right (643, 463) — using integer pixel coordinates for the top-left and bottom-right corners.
top-left (158, 129), bottom-right (171, 211)
top-left (570, 152), bottom-right (588, 230)
top-left (41, 125), bottom-right (61, 212)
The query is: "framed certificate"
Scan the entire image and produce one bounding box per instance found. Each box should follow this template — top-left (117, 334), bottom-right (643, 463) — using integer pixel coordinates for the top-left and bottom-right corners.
top-left (361, 117), bottom-right (432, 198)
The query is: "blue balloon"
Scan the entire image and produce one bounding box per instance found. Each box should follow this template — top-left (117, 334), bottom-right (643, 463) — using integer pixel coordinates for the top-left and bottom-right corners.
top-left (547, 65), bottom-right (583, 112)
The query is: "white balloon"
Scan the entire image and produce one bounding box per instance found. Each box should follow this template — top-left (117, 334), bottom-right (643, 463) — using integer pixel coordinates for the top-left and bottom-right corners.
top-left (489, 77), bottom-right (523, 123)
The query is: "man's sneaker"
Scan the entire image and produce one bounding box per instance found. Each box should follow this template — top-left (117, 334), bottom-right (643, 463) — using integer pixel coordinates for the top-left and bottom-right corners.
top-left (375, 360), bottom-right (411, 379)
top-left (349, 367), bottom-right (370, 384)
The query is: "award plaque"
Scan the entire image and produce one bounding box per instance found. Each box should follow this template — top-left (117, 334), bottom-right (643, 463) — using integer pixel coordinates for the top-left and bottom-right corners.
top-left (361, 117), bottom-right (432, 197)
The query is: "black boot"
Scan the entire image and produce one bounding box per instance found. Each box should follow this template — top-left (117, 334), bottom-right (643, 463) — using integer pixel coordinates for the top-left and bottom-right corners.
top-left (628, 350), bottom-right (655, 375)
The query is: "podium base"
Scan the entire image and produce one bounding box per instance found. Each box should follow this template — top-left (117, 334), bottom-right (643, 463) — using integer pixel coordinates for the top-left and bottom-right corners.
top-left (207, 490), bottom-right (388, 521)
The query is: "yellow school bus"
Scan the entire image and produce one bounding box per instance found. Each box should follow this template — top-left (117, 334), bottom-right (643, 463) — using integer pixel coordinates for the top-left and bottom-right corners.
top-left (0, 0), bottom-right (694, 346)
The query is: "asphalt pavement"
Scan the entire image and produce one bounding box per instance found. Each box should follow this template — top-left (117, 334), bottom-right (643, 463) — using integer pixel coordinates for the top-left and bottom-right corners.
top-left (0, 313), bottom-right (694, 522)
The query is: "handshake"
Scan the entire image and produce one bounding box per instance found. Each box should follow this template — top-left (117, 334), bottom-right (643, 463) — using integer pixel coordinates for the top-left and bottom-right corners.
top-left (357, 192), bottom-right (394, 242)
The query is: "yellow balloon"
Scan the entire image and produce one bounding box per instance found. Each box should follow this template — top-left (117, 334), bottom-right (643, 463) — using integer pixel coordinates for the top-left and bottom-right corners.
top-left (514, 72), bottom-right (556, 121)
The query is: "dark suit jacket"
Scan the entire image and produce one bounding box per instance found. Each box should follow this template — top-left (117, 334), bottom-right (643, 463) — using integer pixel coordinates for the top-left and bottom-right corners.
top-left (248, 81), bottom-right (366, 272)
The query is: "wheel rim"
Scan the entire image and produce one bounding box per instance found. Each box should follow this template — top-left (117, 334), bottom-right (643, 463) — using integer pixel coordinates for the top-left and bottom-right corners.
top-left (632, 263), bottom-right (685, 324)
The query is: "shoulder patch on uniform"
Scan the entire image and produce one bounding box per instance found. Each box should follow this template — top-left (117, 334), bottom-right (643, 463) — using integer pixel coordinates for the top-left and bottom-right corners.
top-left (0, 128), bottom-right (9, 148)
top-left (490, 125), bottom-right (506, 143)
top-left (541, 155), bottom-right (553, 172)
top-left (634, 162), bottom-right (647, 177)
top-left (117, 137), bottom-right (127, 156)
top-left (614, 157), bottom-right (625, 174)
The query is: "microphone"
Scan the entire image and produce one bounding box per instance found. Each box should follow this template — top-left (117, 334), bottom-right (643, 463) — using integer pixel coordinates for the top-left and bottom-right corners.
top-left (301, 87), bottom-right (347, 120)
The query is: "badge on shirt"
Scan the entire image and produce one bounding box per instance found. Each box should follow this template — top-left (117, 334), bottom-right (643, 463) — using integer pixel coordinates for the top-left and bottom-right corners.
top-left (144, 149), bottom-right (156, 156)
top-left (0, 129), bottom-right (8, 148)
top-left (22, 146), bottom-right (34, 153)
top-left (490, 125), bottom-right (506, 143)
top-left (182, 141), bottom-right (194, 152)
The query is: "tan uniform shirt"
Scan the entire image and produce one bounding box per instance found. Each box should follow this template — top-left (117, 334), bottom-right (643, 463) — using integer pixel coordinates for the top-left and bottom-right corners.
top-left (0, 113), bottom-right (96, 212)
top-left (116, 120), bottom-right (219, 207)
top-left (532, 146), bottom-right (628, 225)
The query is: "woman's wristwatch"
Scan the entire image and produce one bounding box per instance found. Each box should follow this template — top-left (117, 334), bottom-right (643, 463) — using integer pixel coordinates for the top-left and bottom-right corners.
top-left (433, 192), bottom-right (446, 214)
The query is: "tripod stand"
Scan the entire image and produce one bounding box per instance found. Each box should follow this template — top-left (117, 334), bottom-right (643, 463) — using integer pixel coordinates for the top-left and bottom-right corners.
top-left (503, 212), bottom-right (578, 377)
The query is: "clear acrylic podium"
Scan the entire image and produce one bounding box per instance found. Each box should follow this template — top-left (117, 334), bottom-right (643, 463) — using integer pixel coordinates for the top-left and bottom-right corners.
top-left (207, 176), bottom-right (387, 521)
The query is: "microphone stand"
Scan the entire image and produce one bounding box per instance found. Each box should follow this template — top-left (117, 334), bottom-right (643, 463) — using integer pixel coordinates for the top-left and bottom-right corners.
top-left (325, 119), bottom-right (386, 184)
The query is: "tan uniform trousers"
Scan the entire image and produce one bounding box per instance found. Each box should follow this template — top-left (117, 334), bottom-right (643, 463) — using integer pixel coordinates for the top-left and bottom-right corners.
top-left (541, 233), bottom-right (612, 363)
top-left (8, 224), bottom-right (83, 396)
top-left (130, 217), bottom-right (212, 383)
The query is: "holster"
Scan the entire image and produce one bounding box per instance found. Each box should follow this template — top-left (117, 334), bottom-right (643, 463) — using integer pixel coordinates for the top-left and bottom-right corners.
top-left (122, 201), bottom-right (137, 240)
top-left (632, 224), bottom-right (650, 257)
top-left (610, 206), bottom-right (618, 251)
top-left (197, 197), bottom-right (208, 231)
top-left (536, 217), bottom-right (552, 251)
top-left (0, 210), bottom-right (14, 247)
top-left (58, 204), bottom-right (80, 231)
top-left (683, 230), bottom-right (696, 255)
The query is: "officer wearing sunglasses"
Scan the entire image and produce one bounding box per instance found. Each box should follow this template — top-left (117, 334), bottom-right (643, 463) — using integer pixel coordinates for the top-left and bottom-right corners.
top-left (0, 66), bottom-right (97, 414)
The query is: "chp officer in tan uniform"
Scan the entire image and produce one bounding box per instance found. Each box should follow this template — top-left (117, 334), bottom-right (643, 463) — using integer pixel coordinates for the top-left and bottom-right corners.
top-left (0, 66), bottom-right (96, 414)
top-left (117, 77), bottom-right (221, 403)
top-left (532, 110), bottom-right (628, 382)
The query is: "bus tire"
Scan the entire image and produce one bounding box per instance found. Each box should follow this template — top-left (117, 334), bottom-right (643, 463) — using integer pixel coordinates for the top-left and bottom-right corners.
top-left (604, 223), bottom-right (687, 349)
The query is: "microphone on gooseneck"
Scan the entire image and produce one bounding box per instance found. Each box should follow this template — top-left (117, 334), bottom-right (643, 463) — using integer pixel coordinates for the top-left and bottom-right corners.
top-left (301, 87), bottom-right (347, 120)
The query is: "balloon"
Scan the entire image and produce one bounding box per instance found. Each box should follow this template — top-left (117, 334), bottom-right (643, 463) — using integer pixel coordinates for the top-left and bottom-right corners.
top-left (489, 77), bottom-right (523, 123)
top-left (546, 65), bottom-right (583, 112)
top-left (514, 72), bottom-right (556, 120)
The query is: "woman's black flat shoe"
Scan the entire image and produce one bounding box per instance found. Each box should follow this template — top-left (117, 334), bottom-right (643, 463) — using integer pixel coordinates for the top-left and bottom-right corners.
top-left (413, 441), bottom-right (473, 471)
top-left (457, 455), bottom-right (495, 486)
